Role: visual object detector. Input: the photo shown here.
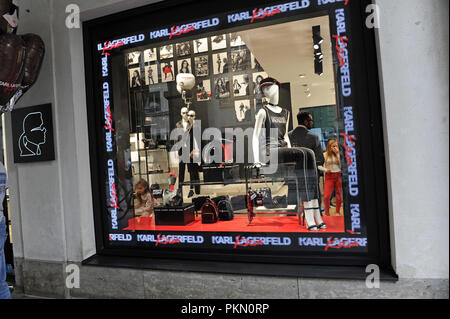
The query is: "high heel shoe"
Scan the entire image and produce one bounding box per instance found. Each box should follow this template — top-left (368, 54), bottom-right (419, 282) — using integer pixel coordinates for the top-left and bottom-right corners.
top-left (304, 207), bottom-right (319, 232)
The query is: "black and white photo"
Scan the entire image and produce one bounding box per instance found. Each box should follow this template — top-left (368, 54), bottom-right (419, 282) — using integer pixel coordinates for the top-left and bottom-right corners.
top-left (253, 72), bottom-right (268, 94)
top-left (176, 41), bottom-right (192, 56)
top-left (253, 71), bottom-right (268, 111)
top-left (230, 33), bottom-right (246, 47)
top-left (193, 38), bottom-right (208, 53)
top-left (211, 34), bottom-right (227, 50)
top-left (177, 58), bottom-right (192, 74)
top-left (251, 53), bottom-right (263, 70)
top-left (212, 52), bottom-right (228, 75)
top-left (128, 51), bottom-right (141, 65)
top-left (159, 45), bottom-right (174, 59)
top-left (196, 79), bottom-right (211, 101)
top-left (161, 61), bottom-right (175, 82)
top-left (234, 100), bottom-right (251, 123)
top-left (231, 48), bottom-right (251, 72)
top-left (129, 67), bottom-right (143, 88)
top-left (145, 64), bottom-right (159, 85)
top-left (214, 76), bottom-right (230, 99)
top-left (144, 48), bottom-right (157, 63)
top-left (232, 74), bottom-right (250, 97)
top-left (194, 55), bottom-right (209, 77)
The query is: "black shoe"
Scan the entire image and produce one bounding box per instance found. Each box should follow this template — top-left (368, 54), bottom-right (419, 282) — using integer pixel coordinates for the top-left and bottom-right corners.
top-left (188, 190), bottom-right (194, 198)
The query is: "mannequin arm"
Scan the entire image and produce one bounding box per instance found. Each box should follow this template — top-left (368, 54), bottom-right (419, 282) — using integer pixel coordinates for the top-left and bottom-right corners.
top-left (252, 109), bottom-right (266, 165)
top-left (284, 112), bottom-right (291, 148)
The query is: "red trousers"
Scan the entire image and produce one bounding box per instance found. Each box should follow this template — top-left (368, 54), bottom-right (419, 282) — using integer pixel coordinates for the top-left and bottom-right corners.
top-left (323, 172), bottom-right (343, 216)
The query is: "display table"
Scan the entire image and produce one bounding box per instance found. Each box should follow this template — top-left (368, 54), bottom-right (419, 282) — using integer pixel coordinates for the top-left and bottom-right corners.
top-left (154, 203), bottom-right (195, 226)
top-left (181, 163), bottom-right (303, 225)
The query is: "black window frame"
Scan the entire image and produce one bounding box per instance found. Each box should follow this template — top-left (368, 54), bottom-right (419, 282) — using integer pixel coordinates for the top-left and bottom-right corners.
top-left (82, 0), bottom-right (397, 280)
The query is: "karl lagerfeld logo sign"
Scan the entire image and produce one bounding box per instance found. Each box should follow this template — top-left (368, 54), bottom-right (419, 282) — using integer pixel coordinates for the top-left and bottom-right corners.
top-left (11, 104), bottom-right (55, 163)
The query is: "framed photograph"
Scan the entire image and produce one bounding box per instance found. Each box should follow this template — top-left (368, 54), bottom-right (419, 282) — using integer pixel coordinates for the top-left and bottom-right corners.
top-left (177, 58), bottom-right (193, 74)
top-left (252, 72), bottom-right (268, 94)
top-left (194, 55), bottom-right (209, 77)
top-left (232, 74), bottom-right (250, 97)
top-left (160, 61), bottom-right (175, 82)
top-left (145, 64), bottom-right (159, 85)
top-left (193, 38), bottom-right (208, 53)
top-left (143, 48), bottom-right (157, 63)
top-left (129, 67), bottom-right (143, 88)
top-left (128, 51), bottom-right (141, 65)
top-left (176, 41), bottom-right (192, 56)
top-left (212, 52), bottom-right (229, 75)
top-left (231, 48), bottom-right (251, 72)
top-left (214, 76), bottom-right (231, 99)
top-left (230, 33), bottom-right (246, 47)
top-left (211, 34), bottom-right (227, 50)
top-left (251, 53), bottom-right (263, 70)
top-left (196, 78), bottom-right (211, 102)
top-left (234, 99), bottom-right (252, 123)
top-left (159, 45), bottom-right (174, 59)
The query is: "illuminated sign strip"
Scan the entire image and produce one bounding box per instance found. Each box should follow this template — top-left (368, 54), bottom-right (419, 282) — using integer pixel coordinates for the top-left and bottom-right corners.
top-left (101, 54), bottom-right (119, 230)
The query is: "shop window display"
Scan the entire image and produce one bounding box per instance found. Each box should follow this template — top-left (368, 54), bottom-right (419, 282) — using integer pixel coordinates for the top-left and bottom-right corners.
top-left (114, 16), bottom-right (352, 243)
top-left (84, 0), bottom-right (393, 272)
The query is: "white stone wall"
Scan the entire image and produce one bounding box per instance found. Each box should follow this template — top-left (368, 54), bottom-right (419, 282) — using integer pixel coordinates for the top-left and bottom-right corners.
top-left (375, 0), bottom-right (449, 279)
top-left (3, 0), bottom-right (449, 284)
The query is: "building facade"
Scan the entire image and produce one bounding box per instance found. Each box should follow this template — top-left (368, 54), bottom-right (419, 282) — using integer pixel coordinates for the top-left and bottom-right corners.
top-left (2, 0), bottom-right (449, 299)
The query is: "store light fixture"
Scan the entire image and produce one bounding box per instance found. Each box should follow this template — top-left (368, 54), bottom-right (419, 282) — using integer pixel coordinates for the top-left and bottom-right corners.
top-left (312, 25), bottom-right (324, 76)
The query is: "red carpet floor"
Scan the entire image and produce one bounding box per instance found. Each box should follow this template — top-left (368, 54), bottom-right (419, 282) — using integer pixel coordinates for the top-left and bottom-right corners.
top-left (124, 215), bottom-right (345, 233)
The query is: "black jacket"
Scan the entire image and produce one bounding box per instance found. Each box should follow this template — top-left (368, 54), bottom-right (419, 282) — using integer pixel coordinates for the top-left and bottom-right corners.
top-left (288, 126), bottom-right (325, 166)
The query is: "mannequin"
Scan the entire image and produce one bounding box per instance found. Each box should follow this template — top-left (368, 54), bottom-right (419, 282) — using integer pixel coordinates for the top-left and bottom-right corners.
top-left (252, 77), bottom-right (326, 231)
top-left (176, 107), bottom-right (201, 198)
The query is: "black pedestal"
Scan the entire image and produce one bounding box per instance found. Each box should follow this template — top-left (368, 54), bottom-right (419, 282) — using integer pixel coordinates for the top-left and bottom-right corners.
top-left (154, 204), bottom-right (195, 226)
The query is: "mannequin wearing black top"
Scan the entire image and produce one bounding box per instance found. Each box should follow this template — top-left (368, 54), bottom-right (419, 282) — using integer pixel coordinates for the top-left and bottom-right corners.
top-left (252, 78), bottom-right (326, 231)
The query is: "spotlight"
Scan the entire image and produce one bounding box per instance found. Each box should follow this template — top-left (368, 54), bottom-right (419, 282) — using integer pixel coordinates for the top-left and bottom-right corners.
top-left (312, 25), bottom-right (323, 48)
top-left (314, 58), bottom-right (323, 76)
top-left (312, 25), bottom-right (324, 76)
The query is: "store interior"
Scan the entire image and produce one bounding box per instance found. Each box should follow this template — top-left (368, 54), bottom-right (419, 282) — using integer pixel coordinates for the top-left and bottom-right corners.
top-left (111, 14), bottom-right (345, 232)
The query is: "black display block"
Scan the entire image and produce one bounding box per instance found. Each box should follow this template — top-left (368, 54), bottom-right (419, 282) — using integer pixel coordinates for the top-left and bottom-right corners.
top-left (154, 204), bottom-right (195, 226)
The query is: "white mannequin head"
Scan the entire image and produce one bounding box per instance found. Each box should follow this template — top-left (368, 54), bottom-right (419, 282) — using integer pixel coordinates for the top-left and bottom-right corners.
top-left (259, 77), bottom-right (281, 106)
top-left (176, 73), bottom-right (195, 94)
top-left (181, 107), bottom-right (189, 122)
top-left (262, 84), bottom-right (279, 106)
top-left (188, 110), bottom-right (196, 124)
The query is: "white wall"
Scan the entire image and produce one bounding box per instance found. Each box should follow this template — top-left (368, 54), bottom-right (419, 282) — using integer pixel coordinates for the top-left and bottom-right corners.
top-left (376, 0), bottom-right (449, 279)
top-left (4, 0), bottom-right (449, 279)
top-left (5, 0), bottom-right (162, 263)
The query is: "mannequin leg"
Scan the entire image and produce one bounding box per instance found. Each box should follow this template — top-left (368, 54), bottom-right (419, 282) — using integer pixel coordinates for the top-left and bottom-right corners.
top-left (178, 162), bottom-right (186, 185)
top-left (312, 199), bottom-right (327, 229)
top-left (188, 163), bottom-right (200, 195)
top-left (303, 201), bottom-right (318, 231)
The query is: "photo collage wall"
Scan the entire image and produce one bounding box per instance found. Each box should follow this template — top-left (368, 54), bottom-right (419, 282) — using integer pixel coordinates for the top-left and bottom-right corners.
top-left (127, 33), bottom-right (269, 126)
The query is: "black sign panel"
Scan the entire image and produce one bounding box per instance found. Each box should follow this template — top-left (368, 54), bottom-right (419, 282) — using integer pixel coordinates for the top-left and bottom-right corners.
top-left (11, 104), bottom-right (55, 163)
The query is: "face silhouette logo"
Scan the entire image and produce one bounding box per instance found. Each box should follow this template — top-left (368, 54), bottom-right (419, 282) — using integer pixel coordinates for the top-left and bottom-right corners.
top-left (18, 112), bottom-right (47, 157)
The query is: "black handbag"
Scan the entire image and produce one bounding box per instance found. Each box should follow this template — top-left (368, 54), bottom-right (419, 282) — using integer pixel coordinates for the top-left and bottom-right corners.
top-left (151, 184), bottom-right (163, 199)
top-left (201, 199), bottom-right (219, 224)
top-left (217, 199), bottom-right (234, 221)
top-left (163, 189), bottom-right (183, 207)
top-left (192, 196), bottom-right (210, 211)
top-left (252, 188), bottom-right (273, 207)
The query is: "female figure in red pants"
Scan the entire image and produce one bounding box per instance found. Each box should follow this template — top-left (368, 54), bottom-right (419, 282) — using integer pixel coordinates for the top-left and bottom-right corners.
top-left (319, 139), bottom-right (343, 216)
